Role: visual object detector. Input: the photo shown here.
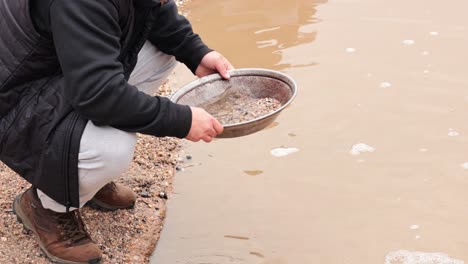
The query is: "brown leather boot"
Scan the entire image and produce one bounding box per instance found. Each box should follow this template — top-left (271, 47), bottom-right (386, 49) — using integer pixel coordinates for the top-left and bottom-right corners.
top-left (13, 188), bottom-right (102, 264)
top-left (89, 182), bottom-right (136, 210)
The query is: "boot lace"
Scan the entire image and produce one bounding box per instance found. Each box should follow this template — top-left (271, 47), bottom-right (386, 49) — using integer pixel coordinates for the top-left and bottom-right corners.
top-left (55, 211), bottom-right (89, 244)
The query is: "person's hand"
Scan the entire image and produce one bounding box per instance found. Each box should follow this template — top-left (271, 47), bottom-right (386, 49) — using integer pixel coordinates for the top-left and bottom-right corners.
top-left (195, 51), bottom-right (234, 80)
top-left (186, 107), bottom-right (224, 142)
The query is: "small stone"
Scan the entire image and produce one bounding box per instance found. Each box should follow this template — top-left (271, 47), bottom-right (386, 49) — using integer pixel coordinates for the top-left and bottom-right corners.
top-left (140, 191), bottom-right (150, 198)
top-left (1, 237), bottom-right (6, 242)
top-left (176, 166), bottom-right (182, 171)
top-left (186, 155), bottom-right (192, 160)
top-left (159, 192), bottom-right (168, 199)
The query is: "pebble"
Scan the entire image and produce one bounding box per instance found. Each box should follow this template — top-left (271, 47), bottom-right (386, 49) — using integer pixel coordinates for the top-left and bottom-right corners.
top-left (159, 192), bottom-right (168, 199)
top-left (1, 237), bottom-right (6, 242)
top-left (186, 155), bottom-right (192, 160)
top-left (140, 191), bottom-right (150, 198)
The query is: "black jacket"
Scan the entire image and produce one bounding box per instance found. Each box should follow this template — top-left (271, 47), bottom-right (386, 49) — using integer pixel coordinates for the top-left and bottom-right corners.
top-left (0, 0), bottom-right (211, 208)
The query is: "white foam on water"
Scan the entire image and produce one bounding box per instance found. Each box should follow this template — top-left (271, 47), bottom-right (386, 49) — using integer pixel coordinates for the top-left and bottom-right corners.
top-left (345, 47), bottom-right (356, 53)
top-left (270, 147), bottom-right (299, 157)
top-left (448, 128), bottom-right (460, 137)
top-left (419, 148), bottom-right (428, 152)
top-left (384, 250), bottom-right (464, 264)
top-left (402, 39), bottom-right (415, 45)
top-left (254, 26), bottom-right (281, 34)
top-left (415, 235), bottom-right (421, 240)
top-left (460, 162), bottom-right (468, 169)
top-left (421, 51), bottom-right (430, 56)
top-left (430, 31), bottom-right (440, 36)
top-left (409, 225), bottom-right (419, 230)
top-left (423, 70), bottom-right (430, 74)
top-left (350, 143), bottom-right (375, 155)
top-left (380, 82), bottom-right (392, 88)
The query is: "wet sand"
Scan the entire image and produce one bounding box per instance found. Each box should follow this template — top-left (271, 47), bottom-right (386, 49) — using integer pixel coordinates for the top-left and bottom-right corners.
top-left (153, 0), bottom-right (468, 263)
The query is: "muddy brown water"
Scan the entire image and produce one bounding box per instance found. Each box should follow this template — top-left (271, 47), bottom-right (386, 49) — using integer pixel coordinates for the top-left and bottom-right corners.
top-left (152, 0), bottom-right (468, 263)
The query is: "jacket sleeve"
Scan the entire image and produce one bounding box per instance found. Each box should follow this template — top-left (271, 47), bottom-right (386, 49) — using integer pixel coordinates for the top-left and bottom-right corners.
top-left (49, 0), bottom-right (192, 138)
top-left (147, 0), bottom-right (213, 73)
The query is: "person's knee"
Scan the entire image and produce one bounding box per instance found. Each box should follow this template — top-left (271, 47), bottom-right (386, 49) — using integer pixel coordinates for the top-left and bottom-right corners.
top-left (129, 41), bottom-right (178, 94)
top-left (79, 122), bottom-right (137, 179)
top-left (98, 131), bottom-right (137, 177)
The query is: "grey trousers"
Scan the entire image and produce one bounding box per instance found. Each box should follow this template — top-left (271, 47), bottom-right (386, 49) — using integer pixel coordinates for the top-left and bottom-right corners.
top-left (38, 42), bottom-right (178, 212)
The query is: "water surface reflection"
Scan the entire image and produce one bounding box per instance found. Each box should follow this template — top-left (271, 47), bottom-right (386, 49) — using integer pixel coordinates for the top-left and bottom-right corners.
top-left (189, 0), bottom-right (326, 70)
top-left (153, 0), bottom-right (468, 263)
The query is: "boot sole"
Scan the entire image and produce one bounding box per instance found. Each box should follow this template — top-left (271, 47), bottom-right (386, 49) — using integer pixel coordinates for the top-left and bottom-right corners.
top-left (12, 194), bottom-right (102, 264)
top-left (87, 198), bottom-right (135, 211)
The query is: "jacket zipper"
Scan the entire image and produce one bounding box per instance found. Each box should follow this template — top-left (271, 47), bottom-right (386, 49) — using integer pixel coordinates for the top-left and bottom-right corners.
top-left (62, 111), bottom-right (80, 213)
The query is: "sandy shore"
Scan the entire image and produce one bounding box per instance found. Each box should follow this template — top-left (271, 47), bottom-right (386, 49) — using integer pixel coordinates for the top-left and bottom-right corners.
top-left (0, 2), bottom-right (192, 262)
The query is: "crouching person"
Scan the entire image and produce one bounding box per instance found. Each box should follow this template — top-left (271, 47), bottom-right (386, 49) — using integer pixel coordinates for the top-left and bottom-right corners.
top-left (0, 0), bottom-right (233, 263)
